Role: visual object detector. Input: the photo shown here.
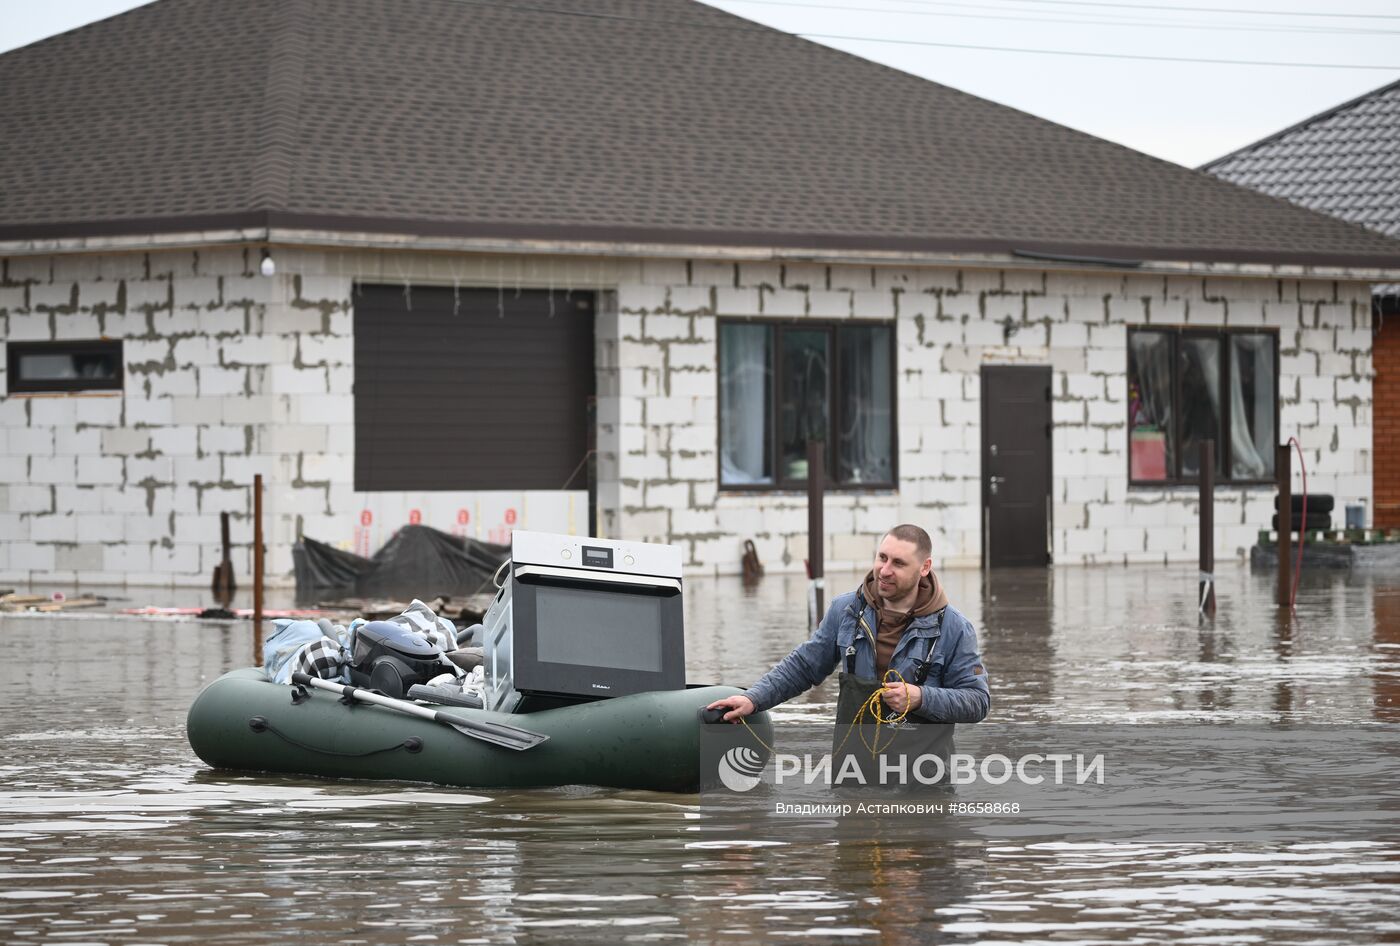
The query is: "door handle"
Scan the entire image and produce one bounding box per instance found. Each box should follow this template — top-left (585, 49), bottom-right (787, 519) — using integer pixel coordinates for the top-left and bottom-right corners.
top-left (989, 475), bottom-right (1005, 495)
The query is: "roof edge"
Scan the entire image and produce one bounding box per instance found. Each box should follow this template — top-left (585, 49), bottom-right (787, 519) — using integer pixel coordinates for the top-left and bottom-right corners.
top-left (3, 210), bottom-right (1400, 276)
top-left (1199, 75), bottom-right (1400, 172)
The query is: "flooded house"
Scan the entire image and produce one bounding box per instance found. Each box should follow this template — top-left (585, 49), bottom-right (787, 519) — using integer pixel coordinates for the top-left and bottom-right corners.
top-left (1203, 78), bottom-right (1400, 530)
top-left (3, 0), bottom-right (1400, 587)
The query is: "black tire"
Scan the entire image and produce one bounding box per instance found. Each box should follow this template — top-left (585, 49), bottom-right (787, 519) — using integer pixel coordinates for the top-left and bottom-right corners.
top-left (1274, 493), bottom-right (1333, 514)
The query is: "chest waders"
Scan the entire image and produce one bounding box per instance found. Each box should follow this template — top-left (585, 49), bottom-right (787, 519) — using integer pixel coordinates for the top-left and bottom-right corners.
top-left (832, 605), bottom-right (954, 792)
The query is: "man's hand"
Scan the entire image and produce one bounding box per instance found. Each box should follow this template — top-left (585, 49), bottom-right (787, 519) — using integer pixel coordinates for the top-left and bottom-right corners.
top-left (705, 695), bottom-right (756, 723)
top-left (880, 683), bottom-right (922, 716)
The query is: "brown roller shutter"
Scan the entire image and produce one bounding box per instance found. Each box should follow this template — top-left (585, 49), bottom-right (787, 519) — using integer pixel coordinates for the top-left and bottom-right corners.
top-left (354, 284), bottom-right (595, 491)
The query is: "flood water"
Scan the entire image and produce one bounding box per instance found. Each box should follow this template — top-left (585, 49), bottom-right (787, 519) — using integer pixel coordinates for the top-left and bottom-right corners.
top-left (2, 562), bottom-right (1398, 944)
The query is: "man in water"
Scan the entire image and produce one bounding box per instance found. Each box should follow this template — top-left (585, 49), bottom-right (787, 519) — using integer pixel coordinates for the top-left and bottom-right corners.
top-left (706, 524), bottom-right (989, 727)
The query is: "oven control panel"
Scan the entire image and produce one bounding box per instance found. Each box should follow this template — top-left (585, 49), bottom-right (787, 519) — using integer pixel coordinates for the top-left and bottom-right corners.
top-left (510, 530), bottom-right (682, 579)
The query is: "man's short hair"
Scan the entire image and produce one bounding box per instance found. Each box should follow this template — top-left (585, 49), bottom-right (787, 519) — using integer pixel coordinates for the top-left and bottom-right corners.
top-left (884, 524), bottom-right (932, 561)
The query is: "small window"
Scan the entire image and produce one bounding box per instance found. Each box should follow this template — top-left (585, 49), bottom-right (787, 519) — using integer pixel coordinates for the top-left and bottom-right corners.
top-left (1127, 327), bottom-right (1276, 486)
top-left (719, 320), bottom-right (896, 489)
top-left (6, 340), bottom-right (124, 394)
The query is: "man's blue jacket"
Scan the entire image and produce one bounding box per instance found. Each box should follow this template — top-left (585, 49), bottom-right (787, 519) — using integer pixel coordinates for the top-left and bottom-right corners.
top-left (742, 587), bottom-right (990, 723)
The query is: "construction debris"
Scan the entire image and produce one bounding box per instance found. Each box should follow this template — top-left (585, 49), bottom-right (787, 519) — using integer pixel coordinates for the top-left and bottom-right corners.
top-left (1, 593), bottom-right (108, 613)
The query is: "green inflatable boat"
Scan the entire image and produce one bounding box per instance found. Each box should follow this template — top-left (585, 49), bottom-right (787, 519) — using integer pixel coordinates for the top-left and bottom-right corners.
top-left (187, 668), bottom-right (771, 793)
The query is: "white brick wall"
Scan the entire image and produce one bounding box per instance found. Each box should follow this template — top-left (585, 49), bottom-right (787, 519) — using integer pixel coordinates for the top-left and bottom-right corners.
top-left (599, 263), bottom-right (1373, 574)
top-left (0, 249), bottom-right (1376, 584)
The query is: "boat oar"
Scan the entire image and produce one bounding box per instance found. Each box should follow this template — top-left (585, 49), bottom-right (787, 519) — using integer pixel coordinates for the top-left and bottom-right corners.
top-left (291, 672), bottom-right (548, 751)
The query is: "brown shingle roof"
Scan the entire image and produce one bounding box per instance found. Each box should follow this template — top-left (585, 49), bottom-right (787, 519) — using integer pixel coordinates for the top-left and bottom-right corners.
top-left (4, 0), bottom-right (1400, 268)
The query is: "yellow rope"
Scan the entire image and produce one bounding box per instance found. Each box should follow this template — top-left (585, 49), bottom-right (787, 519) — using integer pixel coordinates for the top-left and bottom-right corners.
top-left (832, 667), bottom-right (914, 761)
top-left (732, 668), bottom-right (917, 764)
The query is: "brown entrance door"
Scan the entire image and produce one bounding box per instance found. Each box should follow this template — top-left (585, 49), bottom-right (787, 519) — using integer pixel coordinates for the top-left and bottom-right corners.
top-left (981, 365), bottom-right (1052, 568)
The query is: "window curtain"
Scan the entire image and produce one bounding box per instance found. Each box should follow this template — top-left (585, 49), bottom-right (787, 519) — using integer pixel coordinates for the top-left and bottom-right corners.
top-left (1128, 332), bottom-right (1174, 479)
top-left (719, 324), bottom-right (773, 485)
top-left (1180, 336), bottom-right (1223, 478)
top-left (836, 326), bottom-right (893, 484)
top-left (1229, 334), bottom-right (1274, 479)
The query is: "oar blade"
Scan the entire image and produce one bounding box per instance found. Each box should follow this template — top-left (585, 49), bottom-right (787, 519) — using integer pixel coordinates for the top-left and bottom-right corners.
top-left (439, 713), bottom-right (549, 751)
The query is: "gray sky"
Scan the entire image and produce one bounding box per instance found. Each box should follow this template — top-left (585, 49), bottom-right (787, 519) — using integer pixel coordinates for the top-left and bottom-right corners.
top-left (4, 0), bottom-right (1398, 167)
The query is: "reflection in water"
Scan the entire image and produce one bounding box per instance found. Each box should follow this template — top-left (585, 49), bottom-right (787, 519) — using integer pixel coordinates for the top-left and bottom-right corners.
top-left (0, 562), bottom-right (1397, 942)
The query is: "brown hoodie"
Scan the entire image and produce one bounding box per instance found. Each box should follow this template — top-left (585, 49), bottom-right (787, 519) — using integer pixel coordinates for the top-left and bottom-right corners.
top-left (862, 569), bottom-right (949, 676)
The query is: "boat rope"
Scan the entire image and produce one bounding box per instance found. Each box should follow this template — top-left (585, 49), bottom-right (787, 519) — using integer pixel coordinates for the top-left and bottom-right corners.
top-left (737, 668), bottom-right (917, 761)
top-left (247, 716), bottom-right (424, 757)
top-left (831, 667), bottom-right (915, 761)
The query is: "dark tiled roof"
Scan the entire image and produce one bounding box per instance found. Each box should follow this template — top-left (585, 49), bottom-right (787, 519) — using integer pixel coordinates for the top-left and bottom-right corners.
top-left (1203, 79), bottom-right (1400, 241)
top-left (4, 0), bottom-right (1400, 268)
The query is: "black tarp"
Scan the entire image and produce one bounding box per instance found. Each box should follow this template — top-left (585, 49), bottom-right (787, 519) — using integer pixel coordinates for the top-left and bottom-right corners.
top-left (293, 525), bottom-right (509, 602)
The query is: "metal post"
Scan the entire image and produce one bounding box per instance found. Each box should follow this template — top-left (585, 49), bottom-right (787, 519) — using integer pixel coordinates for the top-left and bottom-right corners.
top-left (1198, 440), bottom-right (1215, 617)
top-left (806, 440), bottom-right (825, 628)
top-left (1276, 444), bottom-right (1291, 609)
top-left (253, 474), bottom-right (265, 661)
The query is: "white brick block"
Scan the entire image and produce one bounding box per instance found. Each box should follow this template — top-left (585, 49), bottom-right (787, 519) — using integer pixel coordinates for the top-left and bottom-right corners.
top-left (125, 279), bottom-right (173, 310)
top-left (1299, 376), bottom-right (1333, 403)
top-left (9, 425), bottom-right (55, 455)
top-left (171, 396), bottom-right (223, 425)
top-left (8, 484), bottom-right (54, 512)
top-left (297, 275), bottom-right (351, 305)
top-left (762, 288), bottom-right (806, 317)
top-left (220, 335), bottom-right (294, 365)
top-left (54, 427), bottom-right (101, 456)
top-left (31, 283), bottom-right (76, 310)
top-left (645, 397), bottom-right (697, 426)
top-left (0, 286), bottom-right (29, 312)
top-left (148, 427), bottom-right (199, 456)
top-left (174, 455), bottom-right (221, 484)
top-left (0, 456), bottom-right (25, 482)
top-left (291, 394), bottom-right (351, 425)
top-left (808, 290), bottom-right (851, 319)
top-left (7, 310), bottom-right (52, 340)
top-left (127, 455), bottom-right (174, 483)
top-left (668, 369), bottom-right (715, 398)
top-left (122, 398), bottom-right (170, 427)
top-left (174, 277), bottom-right (222, 310)
top-left (644, 314), bottom-right (692, 341)
top-left (962, 320), bottom-right (1003, 347)
top-left (640, 259), bottom-right (688, 286)
top-left (11, 542), bottom-right (56, 572)
top-left (30, 456), bottom-right (76, 484)
top-left (714, 287), bottom-right (760, 316)
top-left (53, 311), bottom-right (101, 339)
top-left (198, 365), bottom-right (248, 396)
top-left (1107, 297), bottom-right (1144, 324)
top-left (619, 285), bottom-right (667, 314)
top-left (105, 542), bottom-right (153, 572)
top-left (1063, 529), bottom-right (1105, 556)
top-left (1228, 301), bottom-right (1266, 326)
top-left (667, 342), bottom-right (714, 371)
top-left (782, 263), bottom-right (827, 290)
top-left (197, 425), bottom-right (247, 454)
top-left (268, 365), bottom-right (329, 395)
top-left (830, 266), bottom-right (874, 291)
top-left (852, 290), bottom-right (896, 320)
top-left (147, 370), bottom-right (199, 398)
top-left (736, 262), bottom-right (781, 288)
top-left (1086, 349), bottom-right (1124, 376)
top-left (171, 336), bottom-right (219, 366)
top-left (668, 287), bottom-right (711, 314)
top-left (30, 513), bottom-right (77, 542)
top-left (689, 261), bottom-right (736, 287)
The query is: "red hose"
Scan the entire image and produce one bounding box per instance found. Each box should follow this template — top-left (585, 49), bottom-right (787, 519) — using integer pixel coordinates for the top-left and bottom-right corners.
top-left (1287, 437), bottom-right (1308, 610)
